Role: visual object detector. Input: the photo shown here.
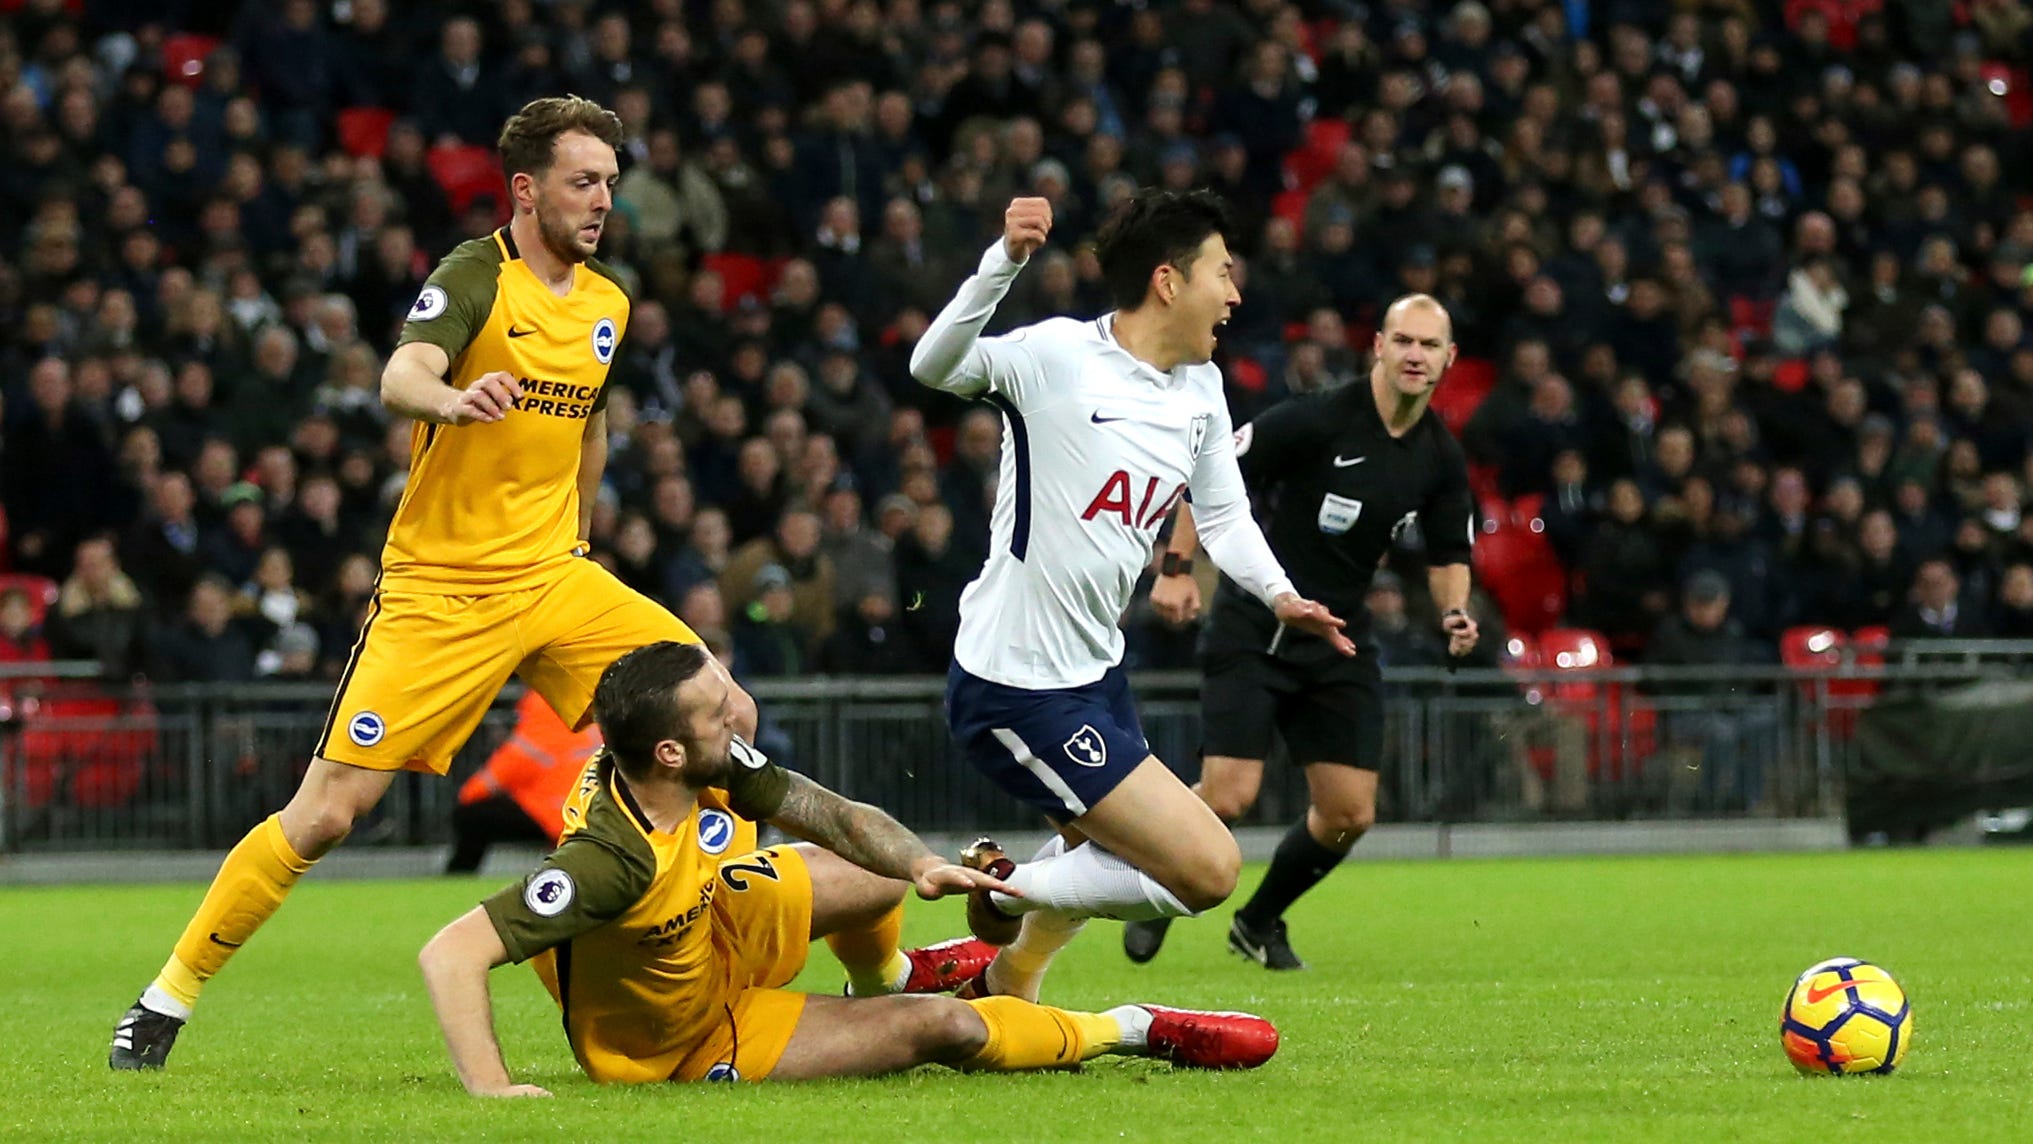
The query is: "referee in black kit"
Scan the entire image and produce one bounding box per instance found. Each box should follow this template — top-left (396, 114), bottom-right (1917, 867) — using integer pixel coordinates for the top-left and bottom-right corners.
top-left (1126, 294), bottom-right (1480, 969)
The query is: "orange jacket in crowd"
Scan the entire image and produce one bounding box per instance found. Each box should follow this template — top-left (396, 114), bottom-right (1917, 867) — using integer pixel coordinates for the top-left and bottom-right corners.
top-left (455, 690), bottom-right (605, 843)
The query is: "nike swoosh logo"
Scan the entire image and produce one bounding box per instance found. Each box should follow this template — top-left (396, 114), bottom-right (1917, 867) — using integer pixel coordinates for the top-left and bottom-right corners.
top-left (1091, 412), bottom-right (1128, 424)
top-left (1333, 455), bottom-right (1366, 467)
top-left (209, 932), bottom-right (244, 948)
top-left (507, 326), bottom-right (537, 338)
top-left (1803, 979), bottom-right (1858, 1004)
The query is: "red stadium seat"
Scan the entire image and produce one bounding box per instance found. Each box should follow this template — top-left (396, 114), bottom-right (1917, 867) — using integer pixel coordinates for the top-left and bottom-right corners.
top-left (1281, 117), bottom-right (1349, 193)
top-left (0, 573), bottom-right (58, 626)
top-left (9, 690), bottom-right (157, 811)
top-left (1782, 625), bottom-right (1873, 740)
top-left (1473, 519), bottom-right (1567, 636)
top-left (336, 107), bottom-right (397, 159)
top-left (1780, 625), bottom-right (1845, 670)
top-left (699, 253), bottom-right (782, 312)
top-left (1429, 356), bottom-right (1495, 435)
top-left (426, 144), bottom-right (507, 219)
top-left (1980, 64), bottom-right (2033, 130)
top-left (1539, 627), bottom-right (1609, 672)
top-left (1466, 462), bottom-right (1502, 504)
top-left (1728, 296), bottom-right (1776, 338)
top-left (1773, 358), bottom-right (1811, 392)
top-left (1271, 188), bottom-right (1309, 230)
top-left (161, 33), bottom-right (220, 87)
top-left (1539, 628), bottom-right (1656, 779)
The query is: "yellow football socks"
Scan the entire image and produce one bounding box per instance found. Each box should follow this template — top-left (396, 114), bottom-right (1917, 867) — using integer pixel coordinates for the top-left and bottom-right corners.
top-left (962, 995), bottom-right (1122, 1070)
top-left (153, 814), bottom-right (314, 1010)
top-left (828, 902), bottom-right (909, 996)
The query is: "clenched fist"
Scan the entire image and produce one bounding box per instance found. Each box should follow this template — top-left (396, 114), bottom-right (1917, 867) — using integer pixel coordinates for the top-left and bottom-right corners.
top-left (1003, 197), bottom-right (1053, 263)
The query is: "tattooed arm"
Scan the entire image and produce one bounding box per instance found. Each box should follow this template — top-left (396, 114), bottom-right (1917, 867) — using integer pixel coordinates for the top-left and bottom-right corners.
top-left (766, 772), bottom-right (1013, 900)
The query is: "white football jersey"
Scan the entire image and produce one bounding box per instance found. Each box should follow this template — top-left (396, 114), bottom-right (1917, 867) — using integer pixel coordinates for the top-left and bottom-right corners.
top-left (957, 313), bottom-right (1246, 687)
top-left (912, 241), bottom-right (1294, 689)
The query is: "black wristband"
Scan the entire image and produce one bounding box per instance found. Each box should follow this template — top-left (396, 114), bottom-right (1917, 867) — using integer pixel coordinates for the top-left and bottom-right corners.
top-left (1160, 552), bottom-right (1195, 577)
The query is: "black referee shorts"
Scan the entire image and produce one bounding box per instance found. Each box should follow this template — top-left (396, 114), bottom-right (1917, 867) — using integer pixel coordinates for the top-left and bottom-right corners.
top-left (1200, 644), bottom-right (1384, 770)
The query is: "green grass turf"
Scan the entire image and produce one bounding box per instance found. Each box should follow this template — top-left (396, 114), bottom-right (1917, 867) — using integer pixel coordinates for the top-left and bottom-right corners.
top-left (4, 848), bottom-right (2029, 1142)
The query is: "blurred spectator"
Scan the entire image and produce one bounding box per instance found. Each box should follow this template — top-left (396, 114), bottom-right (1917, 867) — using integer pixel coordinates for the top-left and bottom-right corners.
top-left (413, 16), bottom-right (502, 147)
top-left (722, 509), bottom-right (837, 645)
top-left (201, 483), bottom-right (270, 588)
top-left (0, 587), bottom-right (52, 668)
top-left (257, 622), bottom-right (321, 681)
top-left (895, 501), bottom-right (971, 658)
top-left (1366, 571), bottom-right (1445, 670)
top-left (732, 563), bottom-right (810, 678)
top-left (0, 0), bottom-right (2028, 678)
top-left (616, 128), bottom-right (727, 265)
top-left (815, 581), bottom-right (927, 675)
top-left (124, 471), bottom-right (206, 611)
top-left (49, 537), bottom-right (149, 679)
top-left (1891, 557), bottom-right (1990, 640)
top-left (153, 574), bottom-right (258, 683)
top-left (3, 358), bottom-right (116, 576)
top-left (1645, 571), bottom-right (1779, 809)
top-left (1575, 479), bottom-right (1672, 649)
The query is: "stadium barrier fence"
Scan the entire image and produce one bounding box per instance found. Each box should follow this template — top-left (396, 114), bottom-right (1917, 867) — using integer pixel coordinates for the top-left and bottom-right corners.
top-left (3, 650), bottom-right (2030, 853)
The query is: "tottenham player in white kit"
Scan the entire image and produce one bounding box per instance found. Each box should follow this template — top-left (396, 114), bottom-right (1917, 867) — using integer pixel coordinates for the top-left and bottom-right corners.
top-left (910, 191), bottom-right (1352, 1002)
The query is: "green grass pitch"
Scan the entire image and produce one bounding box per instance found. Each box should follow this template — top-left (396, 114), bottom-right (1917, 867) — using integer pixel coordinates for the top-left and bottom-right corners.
top-left (5, 848), bottom-right (2030, 1142)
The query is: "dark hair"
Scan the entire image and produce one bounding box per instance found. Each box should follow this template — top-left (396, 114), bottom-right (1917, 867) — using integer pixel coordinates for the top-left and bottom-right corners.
top-left (593, 641), bottom-right (713, 778)
top-left (1093, 188), bottom-right (1232, 312)
top-left (497, 95), bottom-right (625, 180)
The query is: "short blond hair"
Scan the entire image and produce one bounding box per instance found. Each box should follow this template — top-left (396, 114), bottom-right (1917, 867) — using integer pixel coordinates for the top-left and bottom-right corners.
top-left (497, 95), bottom-right (624, 179)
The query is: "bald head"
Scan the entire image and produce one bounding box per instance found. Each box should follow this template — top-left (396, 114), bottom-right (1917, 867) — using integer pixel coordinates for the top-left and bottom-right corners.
top-left (1382, 293), bottom-right (1454, 346)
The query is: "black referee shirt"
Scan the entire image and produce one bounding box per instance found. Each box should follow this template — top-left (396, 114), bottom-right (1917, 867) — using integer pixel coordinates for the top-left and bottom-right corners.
top-left (1206, 381), bottom-right (1475, 655)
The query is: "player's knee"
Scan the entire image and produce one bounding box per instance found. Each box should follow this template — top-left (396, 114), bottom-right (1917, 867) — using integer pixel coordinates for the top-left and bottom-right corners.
top-left (281, 787), bottom-right (363, 854)
top-left (919, 998), bottom-right (989, 1065)
top-left (1313, 802), bottom-right (1376, 845)
top-left (295, 801), bottom-right (358, 852)
top-left (1171, 841), bottom-right (1241, 913)
top-left (1199, 784), bottom-right (1258, 824)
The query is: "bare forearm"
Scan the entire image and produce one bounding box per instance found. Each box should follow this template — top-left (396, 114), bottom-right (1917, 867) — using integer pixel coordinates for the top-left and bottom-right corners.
top-left (772, 774), bottom-right (938, 882)
top-left (418, 920), bottom-right (515, 1094)
top-left (1429, 564), bottom-right (1471, 613)
top-left (577, 411), bottom-right (607, 541)
top-left (381, 350), bottom-right (460, 424)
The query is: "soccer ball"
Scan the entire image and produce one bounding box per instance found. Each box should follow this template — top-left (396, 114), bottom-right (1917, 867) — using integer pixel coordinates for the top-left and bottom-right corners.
top-left (1780, 957), bottom-right (1912, 1076)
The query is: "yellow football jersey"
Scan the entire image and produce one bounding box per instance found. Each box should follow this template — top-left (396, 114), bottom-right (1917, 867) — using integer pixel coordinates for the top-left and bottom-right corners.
top-left (482, 747), bottom-right (785, 1084)
top-left (386, 228), bottom-right (630, 594)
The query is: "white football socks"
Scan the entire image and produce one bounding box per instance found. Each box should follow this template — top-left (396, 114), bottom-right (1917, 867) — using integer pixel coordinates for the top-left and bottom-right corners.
top-left (140, 983), bottom-right (192, 1021)
top-left (980, 835), bottom-right (1081, 1002)
top-left (989, 839), bottom-right (1195, 921)
top-left (1105, 1004), bottom-right (1154, 1052)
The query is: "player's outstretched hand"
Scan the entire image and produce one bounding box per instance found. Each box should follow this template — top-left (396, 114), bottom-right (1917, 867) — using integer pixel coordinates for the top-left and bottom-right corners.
top-left (910, 858), bottom-right (1022, 903)
top-left (1003, 196), bottom-right (1053, 262)
top-left (1442, 608), bottom-right (1480, 658)
top-left (1151, 572), bottom-right (1202, 626)
top-left (1273, 593), bottom-right (1357, 657)
top-left (439, 370), bottom-right (524, 425)
top-left (471, 1083), bottom-right (552, 1098)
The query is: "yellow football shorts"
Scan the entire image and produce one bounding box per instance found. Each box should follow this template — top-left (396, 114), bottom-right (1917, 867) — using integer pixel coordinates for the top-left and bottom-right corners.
top-left (670, 845), bottom-right (815, 1083)
top-left (316, 558), bottom-right (699, 773)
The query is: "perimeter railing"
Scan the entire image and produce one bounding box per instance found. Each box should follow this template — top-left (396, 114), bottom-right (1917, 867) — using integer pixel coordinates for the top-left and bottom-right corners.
top-left (4, 644), bottom-right (2030, 853)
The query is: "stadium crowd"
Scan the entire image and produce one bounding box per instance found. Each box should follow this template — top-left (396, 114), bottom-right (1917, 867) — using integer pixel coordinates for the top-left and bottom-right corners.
top-left (1, 0), bottom-right (2031, 689)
